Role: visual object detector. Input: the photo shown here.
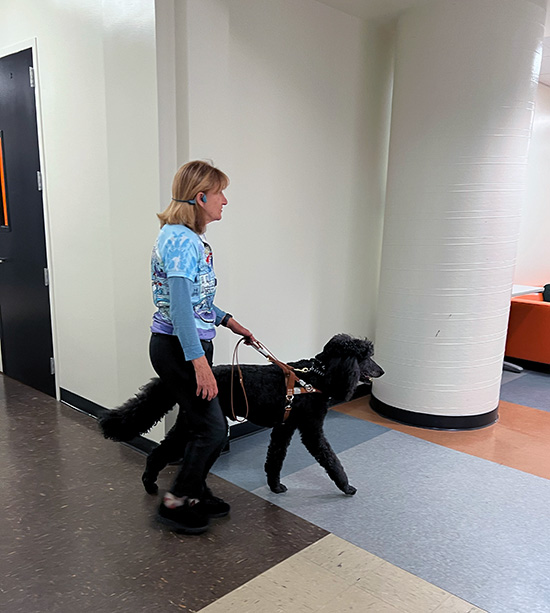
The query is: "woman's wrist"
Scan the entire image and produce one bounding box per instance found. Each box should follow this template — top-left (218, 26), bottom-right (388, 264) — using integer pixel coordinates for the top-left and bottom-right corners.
top-left (220, 313), bottom-right (233, 327)
top-left (192, 354), bottom-right (209, 368)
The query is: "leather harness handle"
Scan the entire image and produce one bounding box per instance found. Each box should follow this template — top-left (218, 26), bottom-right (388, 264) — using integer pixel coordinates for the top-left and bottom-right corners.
top-left (230, 338), bottom-right (321, 424)
top-left (230, 337), bottom-right (250, 423)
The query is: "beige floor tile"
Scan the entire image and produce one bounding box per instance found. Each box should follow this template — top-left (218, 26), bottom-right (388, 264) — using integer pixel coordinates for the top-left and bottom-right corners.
top-left (250, 556), bottom-right (351, 612)
top-left (299, 534), bottom-right (385, 582)
top-left (199, 535), bottom-right (483, 613)
top-left (317, 584), bottom-right (403, 612)
top-left (433, 594), bottom-right (487, 613)
top-left (356, 560), bottom-right (449, 612)
top-left (197, 583), bottom-right (284, 613)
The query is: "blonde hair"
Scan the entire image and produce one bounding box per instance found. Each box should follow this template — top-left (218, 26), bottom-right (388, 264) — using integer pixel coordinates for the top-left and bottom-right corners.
top-left (158, 160), bottom-right (230, 233)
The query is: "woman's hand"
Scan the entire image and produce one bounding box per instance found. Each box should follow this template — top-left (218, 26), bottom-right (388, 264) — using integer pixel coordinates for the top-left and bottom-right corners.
top-left (226, 318), bottom-right (257, 345)
top-left (192, 355), bottom-right (218, 400)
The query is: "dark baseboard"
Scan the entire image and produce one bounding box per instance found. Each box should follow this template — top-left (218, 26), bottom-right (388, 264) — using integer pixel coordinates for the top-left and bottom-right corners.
top-left (370, 394), bottom-right (498, 430)
top-left (60, 388), bottom-right (110, 419)
top-left (60, 387), bottom-right (264, 455)
top-left (228, 420), bottom-right (265, 439)
top-left (503, 357), bottom-right (550, 374)
top-left (351, 381), bottom-right (371, 400)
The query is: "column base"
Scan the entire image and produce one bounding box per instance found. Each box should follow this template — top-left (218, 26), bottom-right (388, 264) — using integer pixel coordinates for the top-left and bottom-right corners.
top-left (370, 394), bottom-right (498, 430)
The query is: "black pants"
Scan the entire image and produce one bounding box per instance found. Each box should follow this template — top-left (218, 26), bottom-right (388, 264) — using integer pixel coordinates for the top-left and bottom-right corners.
top-left (149, 333), bottom-right (228, 499)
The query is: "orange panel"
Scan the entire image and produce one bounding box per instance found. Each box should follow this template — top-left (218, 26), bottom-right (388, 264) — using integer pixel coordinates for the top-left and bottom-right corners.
top-left (0, 133), bottom-right (8, 227)
top-left (505, 294), bottom-right (550, 365)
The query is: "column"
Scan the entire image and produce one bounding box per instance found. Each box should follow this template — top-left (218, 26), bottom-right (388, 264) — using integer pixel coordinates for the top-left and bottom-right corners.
top-left (372, 0), bottom-right (546, 428)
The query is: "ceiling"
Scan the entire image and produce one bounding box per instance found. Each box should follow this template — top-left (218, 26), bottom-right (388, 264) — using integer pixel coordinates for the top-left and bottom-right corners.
top-left (315, 0), bottom-right (431, 22)
top-left (318, 0), bottom-right (550, 87)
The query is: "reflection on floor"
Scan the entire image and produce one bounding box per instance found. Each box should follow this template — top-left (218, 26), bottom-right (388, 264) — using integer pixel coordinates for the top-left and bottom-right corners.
top-left (1, 363), bottom-right (549, 613)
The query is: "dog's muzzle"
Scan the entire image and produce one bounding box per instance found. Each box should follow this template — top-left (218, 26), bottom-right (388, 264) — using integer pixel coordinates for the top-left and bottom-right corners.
top-left (361, 357), bottom-right (384, 382)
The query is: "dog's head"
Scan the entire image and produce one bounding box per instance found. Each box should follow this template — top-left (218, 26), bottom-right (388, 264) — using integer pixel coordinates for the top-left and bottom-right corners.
top-left (316, 334), bottom-right (384, 403)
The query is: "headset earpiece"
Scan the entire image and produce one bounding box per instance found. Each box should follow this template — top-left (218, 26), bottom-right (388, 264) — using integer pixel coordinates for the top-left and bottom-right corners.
top-left (173, 194), bottom-right (206, 205)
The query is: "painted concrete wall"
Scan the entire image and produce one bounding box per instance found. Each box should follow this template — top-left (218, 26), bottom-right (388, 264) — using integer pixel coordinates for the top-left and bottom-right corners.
top-left (0, 0), bottom-right (546, 435)
top-left (0, 0), bottom-right (392, 432)
top-left (0, 0), bottom-right (160, 408)
top-left (515, 83), bottom-right (550, 286)
top-left (172, 0), bottom-right (394, 365)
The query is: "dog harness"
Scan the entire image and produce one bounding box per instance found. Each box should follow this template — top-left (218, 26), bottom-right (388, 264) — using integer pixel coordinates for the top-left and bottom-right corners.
top-left (231, 338), bottom-right (322, 423)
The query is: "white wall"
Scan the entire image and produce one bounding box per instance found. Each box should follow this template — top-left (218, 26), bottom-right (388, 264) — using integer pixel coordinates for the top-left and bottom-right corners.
top-left (0, 0), bottom-right (160, 407)
top-left (170, 0), bottom-right (393, 365)
top-left (515, 82), bottom-right (550, 286)
top-left (1, 0), bottom-right (545, 439)
top-left (0, 0), bottom-right (392, 445)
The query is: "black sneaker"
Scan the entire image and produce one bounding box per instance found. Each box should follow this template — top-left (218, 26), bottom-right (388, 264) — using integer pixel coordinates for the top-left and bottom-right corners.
top-left (156, 501), bottom-right (209, 534)
top-left (199, 490), bottom-right (230, 518)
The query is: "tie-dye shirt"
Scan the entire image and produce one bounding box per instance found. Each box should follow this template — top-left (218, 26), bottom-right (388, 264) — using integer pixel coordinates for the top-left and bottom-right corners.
top-left (151, 224), bottom-right (219, 340)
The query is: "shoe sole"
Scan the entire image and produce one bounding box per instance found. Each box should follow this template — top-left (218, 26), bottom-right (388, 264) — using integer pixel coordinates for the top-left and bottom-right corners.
top-left (207, 509), bottom-right (230, 519)
top-left (156, 513), bottom-right (209, 535)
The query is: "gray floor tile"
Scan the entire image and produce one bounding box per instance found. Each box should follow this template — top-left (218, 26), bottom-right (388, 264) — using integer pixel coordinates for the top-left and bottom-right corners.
top-left (500, 371), bottom-right (550, 412)
top-left (213, 410), bottom-right (388, 492)
top-left (248, 431), bottom-right (550, 613)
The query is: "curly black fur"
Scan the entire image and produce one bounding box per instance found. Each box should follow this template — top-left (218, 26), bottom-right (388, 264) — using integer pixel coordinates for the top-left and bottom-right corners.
top-left (98, 378), bottom-right (176, 442)
top-left (99, 334), bottom-right (383, 496)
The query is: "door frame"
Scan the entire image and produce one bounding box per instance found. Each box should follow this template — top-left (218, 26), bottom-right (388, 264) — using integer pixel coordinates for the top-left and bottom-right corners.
top-left (0, 38), bottom-right (59, 399)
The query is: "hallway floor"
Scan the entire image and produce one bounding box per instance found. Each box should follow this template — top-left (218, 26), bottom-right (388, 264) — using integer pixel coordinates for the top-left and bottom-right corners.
top-left (1, 365), bottom-right (549, 613)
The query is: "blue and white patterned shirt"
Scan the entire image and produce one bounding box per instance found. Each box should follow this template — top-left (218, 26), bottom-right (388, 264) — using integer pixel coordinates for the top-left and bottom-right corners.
top-left (151, 224), bottom-right (219, 341)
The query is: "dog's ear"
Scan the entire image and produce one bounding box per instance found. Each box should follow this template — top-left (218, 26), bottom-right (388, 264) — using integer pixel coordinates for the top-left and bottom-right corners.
top-left (324, 356), bottom-right (361, 404)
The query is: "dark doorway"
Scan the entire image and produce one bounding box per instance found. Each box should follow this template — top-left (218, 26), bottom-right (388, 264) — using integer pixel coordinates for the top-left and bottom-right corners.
top-left (0, 48), bottom-right (55, 397)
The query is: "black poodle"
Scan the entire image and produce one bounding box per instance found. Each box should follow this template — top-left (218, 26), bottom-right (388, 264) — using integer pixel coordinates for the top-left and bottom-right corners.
top-left (99, 334), bottom-right (383, 496)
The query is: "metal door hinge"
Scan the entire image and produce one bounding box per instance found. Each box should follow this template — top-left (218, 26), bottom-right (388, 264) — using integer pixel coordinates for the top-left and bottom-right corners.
top-left (50, 357), bottom-right (55, 375)
top-left (29, 66), bottom-right (35, 88)
top-left (37, 171), bottom-right (42, 191)
top-left (44, 268), bottom-right (49, 287)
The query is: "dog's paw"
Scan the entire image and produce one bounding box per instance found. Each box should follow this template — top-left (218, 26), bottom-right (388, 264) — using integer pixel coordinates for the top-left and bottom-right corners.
top-left (269, 483), bottom-right (288, 494)
top-left (343, 485), bottom-right (357, 496)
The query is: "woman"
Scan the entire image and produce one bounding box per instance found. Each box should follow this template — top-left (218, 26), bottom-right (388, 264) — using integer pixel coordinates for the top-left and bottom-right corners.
top-left (150, 160), bottom-right (254, 534)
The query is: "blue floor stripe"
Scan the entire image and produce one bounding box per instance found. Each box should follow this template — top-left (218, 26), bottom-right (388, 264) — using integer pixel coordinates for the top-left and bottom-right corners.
top-left (248, 431), bottom-right (550, 613)
top-left (213, 411), bottom-right (389, 493)
top-left (212, 368), bottom-right (550, 612)
top-left (500, 371), bottom-right (550, 412)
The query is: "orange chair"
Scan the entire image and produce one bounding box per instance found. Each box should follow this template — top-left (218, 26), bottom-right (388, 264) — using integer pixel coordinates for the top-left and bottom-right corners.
top-left (505, 293), bottom-right (550, 365)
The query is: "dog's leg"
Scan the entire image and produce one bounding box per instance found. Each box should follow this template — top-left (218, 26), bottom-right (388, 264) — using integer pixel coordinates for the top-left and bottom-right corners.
top-left (264, 423), bottom-right (297, 493)
top-left (142, 421), bottom-right (188, 495)
top-left (298, 425), bottom-right (356, 495)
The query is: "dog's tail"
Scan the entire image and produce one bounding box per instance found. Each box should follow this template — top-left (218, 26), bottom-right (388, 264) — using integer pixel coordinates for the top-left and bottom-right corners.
top-left (98, 378), bottom-right (176, 441)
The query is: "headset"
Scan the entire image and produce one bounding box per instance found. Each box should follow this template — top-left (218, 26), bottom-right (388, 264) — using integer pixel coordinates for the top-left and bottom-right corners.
top-left (172, 194), bottom-right (207, 205)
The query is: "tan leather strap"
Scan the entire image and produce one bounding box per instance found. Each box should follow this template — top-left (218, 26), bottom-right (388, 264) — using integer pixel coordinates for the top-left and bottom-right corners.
top-left (230, 337), bottom-right (250, 423)
top-left (230, 338), bottom-right (322, 424)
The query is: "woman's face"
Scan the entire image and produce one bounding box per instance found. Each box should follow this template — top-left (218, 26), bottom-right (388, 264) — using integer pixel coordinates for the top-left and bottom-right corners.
top-left (199, 189), bottom-right (227, 224)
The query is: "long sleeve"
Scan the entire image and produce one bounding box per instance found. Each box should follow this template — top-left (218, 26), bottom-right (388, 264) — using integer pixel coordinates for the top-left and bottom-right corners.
top-left (168, 276), bottom-right (205, 361)
top-left (212, 305), bottom-right (227, 326)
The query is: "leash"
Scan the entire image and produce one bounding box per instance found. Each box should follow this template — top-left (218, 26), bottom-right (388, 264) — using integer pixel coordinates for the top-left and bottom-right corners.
top-left (230, 337), bottom-right (322, 423)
